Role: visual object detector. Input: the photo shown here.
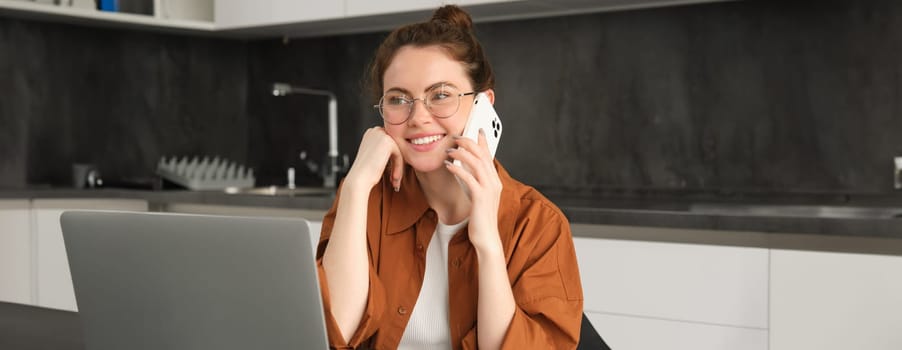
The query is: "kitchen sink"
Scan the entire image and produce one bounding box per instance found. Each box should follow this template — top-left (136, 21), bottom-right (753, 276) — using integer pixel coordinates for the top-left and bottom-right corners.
top-left (223, 186), bottom-right (335, 197)
top-left (689, 203), bottom-right (902, 219)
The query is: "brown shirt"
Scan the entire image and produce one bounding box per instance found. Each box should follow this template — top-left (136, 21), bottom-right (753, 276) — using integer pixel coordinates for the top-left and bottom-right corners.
top-left (316, 160), bottom-right (584, 349)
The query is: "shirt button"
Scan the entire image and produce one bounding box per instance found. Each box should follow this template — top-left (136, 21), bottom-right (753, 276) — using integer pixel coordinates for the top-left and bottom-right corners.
top-left (398, 306), bottom-right (408, 315)
top-left (417, 243), bottom-right (424, 250)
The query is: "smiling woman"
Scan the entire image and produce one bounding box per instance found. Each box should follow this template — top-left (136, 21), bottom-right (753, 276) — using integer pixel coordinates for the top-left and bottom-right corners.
top-left (315, 5), bottom-right (584, 350)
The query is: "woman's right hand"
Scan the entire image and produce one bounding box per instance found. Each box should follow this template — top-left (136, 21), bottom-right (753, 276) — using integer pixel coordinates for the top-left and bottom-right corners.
top-left (345, 127), bottom-right (404, 192)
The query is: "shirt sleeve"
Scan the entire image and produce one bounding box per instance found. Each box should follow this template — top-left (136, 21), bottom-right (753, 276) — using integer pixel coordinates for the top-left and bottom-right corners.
top-left (465, 207), bottom-right (584, 350)
top-left (316, 183), bottom-right (387, 349)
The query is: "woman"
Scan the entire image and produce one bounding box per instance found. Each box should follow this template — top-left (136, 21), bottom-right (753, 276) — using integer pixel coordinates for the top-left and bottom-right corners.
top-left (317, 5), bottom-right (583, 349)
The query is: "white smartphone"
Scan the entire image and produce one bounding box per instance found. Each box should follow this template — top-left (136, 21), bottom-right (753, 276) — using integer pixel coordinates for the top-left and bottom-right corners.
top-left (453, 92), bottom-right (503, 195)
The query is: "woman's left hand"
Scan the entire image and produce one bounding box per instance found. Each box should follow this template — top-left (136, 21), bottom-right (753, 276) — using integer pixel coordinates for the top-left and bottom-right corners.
top-left (445, 129), bottom-right (503, 253)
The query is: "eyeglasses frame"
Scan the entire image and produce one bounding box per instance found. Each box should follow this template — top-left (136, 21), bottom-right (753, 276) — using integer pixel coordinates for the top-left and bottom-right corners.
top-left (374, 90), bottom-right (477, 125)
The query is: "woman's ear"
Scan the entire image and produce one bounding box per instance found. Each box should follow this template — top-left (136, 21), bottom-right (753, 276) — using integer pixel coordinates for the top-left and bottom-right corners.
top-left (484, 89), bottom-right (496, 105)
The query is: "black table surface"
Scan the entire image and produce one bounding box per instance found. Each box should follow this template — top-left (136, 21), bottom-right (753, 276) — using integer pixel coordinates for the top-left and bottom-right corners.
top-left (0, 302), bottom-right (84, 350)
top-left (1, 301), bottom-right (610, 349)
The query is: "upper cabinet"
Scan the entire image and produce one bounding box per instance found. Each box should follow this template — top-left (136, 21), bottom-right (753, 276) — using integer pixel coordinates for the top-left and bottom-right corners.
top-left (215, 0), bottom-right (344, 29)
top-left (345, 0), bottom-right (443, 18)
top-left (0, 0), bottom-right (214, 34)
top-left (0, 0), bottom-right (739, 38)
top-left (213, 0), bottom-right (526, 38)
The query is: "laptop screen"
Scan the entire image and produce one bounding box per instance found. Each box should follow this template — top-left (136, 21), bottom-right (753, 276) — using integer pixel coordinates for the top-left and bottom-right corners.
top-left (61, 211), bottom-right (328, 350)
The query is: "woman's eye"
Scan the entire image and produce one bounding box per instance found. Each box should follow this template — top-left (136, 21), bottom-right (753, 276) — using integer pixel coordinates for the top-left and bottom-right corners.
top-left (387, 96), bottom-right (410, 105)
top-left (430, 92), bottom-right (450, 101)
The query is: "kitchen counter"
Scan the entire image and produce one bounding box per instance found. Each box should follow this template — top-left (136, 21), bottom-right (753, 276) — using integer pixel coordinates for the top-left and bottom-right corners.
top-left (5, 187), bottom-right (902, 255)
top-left (0, 187), bottom-right (335, 211)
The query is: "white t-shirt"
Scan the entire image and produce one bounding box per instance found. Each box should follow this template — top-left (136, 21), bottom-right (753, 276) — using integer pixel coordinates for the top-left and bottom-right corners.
top-left (397, 219), bottom-right (469, 350)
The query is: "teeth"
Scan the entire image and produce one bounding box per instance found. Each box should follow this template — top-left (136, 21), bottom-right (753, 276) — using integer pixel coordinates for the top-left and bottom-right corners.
top-left (411, 135), bottom-right (443, 145)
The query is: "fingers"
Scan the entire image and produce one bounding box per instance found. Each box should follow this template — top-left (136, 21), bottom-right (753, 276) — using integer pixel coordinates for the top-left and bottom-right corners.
top-left (348, 126), bottom-right (405, 190)
top-left (444, 159), bottom-right (479, 191)
top-left (477, 128), bottom-right (488, 148)
top-left (373, 127), bottom-right (404, 191)
top-left (452, 129), bottom-right (491, 163)
top-left (390, 149), bottom-right (404, 192)
top-left (446, 140), bottom-right (493, 184)
top-left (446, 147), bottom-right (484, 180)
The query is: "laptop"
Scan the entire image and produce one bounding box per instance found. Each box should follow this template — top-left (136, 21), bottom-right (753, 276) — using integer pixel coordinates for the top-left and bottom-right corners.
top-left (60, 211), bottom-right (329, 350)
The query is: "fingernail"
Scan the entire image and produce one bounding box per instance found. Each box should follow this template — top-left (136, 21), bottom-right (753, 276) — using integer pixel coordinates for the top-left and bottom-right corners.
top-left (444, 160), bottom-right (453, 166)
top-left (446, 148), bottom-right (456, 153)
top-left (452, 135), bottom-right (462, 139)
top-left (479, 128), bottom-right (485, 135)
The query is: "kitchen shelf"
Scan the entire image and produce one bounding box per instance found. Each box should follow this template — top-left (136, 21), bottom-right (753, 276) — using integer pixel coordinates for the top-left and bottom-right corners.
top-left (0, 0), bottom-right (738, 39)
top-left (0, 0), bottom-right (214, 35)
top-left (218, 0), bottom-right (741, 39)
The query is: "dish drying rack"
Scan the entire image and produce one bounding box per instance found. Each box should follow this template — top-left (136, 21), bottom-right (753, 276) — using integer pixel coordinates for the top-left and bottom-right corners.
top-left (156, 156), bottom-right (255, 190)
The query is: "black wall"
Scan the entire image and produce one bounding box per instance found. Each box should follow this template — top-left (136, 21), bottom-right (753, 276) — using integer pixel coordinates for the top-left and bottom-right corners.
top-left (3, 0), bottom-right (902, 195)
top-left (0, 19), bottom-right (247, 187)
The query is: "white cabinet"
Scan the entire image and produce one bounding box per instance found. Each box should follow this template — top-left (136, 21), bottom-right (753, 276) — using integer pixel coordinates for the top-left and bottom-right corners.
top-left (215, 0), bottom-right (344, 28)
top-left (214, 0), bottom-right (271, 28)
top-left (154, 0), bottom-right (213, 21)
top-left (453, 0), bottom-right (520, 5)
top-left (3, 0), bottom-right (734, 37)
top-left (574, 237), bottom-right (769, 327)
top-left (0, 0), bottom-right (215, 33)
top-left (574, 237), bottom-right (769, 350)
top-left (271, 0), bottom-right (343, 24)
top-left (587, 312), bottom-right (768, 350)
top-left (770, 249), bottom-right (902, 350)
top-left (0, 199), bottom-right (32, 305)
top-left (32, 198), bottom-right (148, 311)
top-left (345, 0), bottom-right (441, 17)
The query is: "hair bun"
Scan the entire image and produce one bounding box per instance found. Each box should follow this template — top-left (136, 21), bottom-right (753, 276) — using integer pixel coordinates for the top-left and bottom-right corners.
top-left (431, 5), bottom-right (474, 33)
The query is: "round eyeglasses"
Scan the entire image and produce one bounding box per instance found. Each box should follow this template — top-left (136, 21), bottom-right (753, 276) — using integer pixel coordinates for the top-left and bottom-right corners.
top-left (374, 87), bottom-right (476, 125)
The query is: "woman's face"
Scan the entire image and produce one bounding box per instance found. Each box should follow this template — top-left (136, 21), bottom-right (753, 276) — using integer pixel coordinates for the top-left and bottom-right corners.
top-left (382, 45), bottom-right (494, 173)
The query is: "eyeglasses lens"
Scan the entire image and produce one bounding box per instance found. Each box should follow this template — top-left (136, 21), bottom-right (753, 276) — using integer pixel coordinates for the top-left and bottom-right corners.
top-left (379, 87), bottom-right (461, 124)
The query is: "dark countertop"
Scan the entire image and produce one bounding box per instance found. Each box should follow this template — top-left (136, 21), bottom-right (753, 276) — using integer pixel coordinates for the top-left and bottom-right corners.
top-left (0, 187), bottom-right (335, 211)
top-left (4, 187), bottom-right (902, 242)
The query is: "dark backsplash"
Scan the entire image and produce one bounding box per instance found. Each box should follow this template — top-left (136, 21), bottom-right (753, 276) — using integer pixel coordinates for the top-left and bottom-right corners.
top-left (0, 18), bottom-right (248, 187)
top-left (2, 0), bottom-right (902, 194)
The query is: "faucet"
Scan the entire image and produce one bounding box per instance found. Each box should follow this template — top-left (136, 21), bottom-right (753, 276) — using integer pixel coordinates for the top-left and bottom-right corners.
top-left (895, 157), bottom-right (902, 190)
top-left (272, 82), bottom-right (346, 188)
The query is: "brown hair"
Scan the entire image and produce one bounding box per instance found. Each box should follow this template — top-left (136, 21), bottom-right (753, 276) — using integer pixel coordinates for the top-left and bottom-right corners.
top-left (366, 5), bottom-right (495, 103)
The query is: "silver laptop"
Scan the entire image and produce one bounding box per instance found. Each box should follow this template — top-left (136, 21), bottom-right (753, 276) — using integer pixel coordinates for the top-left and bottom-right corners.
top-left (60, 211), bottom-right (328, 350)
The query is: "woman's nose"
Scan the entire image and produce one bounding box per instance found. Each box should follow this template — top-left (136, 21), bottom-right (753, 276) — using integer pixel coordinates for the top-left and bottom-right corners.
top-left (407, 99), bottom-right (433, 125)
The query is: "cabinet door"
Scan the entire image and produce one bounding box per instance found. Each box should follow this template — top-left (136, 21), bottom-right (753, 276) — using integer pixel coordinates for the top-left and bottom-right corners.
top-left (216, 0), bottom-right (344, 28)
top-left (574, 237), bottom-right (769, 328)
top-left (215, 0), bottom-right (273, 27)
top-left (770, 249), bottom-right (902, 350)
top-left (33, 199), bottom-right (148, 311)
top-left (575, 237), bottom-right (769, 349)
top-left (271, 0), bottom-right (343, 23)
top-left (346, 0), bottom-right (442, 17)
top-left (0, 199), bottom-right (32, 305)
top-left (452, 0), bottom-right (520, 5)
top-left (587, 312), bottom-right (767, 350)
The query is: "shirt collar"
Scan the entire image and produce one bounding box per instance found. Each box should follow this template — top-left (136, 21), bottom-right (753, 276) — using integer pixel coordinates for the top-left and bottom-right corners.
top-left (384, 159), bottom-right (521, 235)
